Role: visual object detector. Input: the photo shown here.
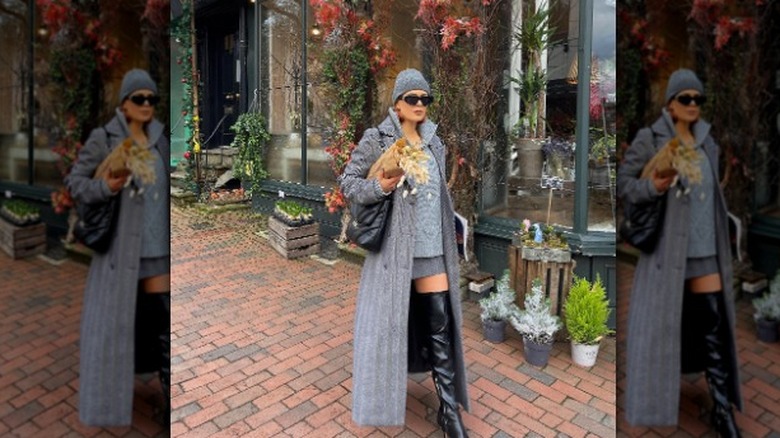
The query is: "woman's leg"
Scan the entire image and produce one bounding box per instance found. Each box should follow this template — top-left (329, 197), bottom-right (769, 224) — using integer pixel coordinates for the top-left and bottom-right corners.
top-left (685, 274), bottom-right (740, 438)
top-left (140, 274), bottom-right (170, 425)
top-left (142, 274), bottom-right (170, 294)
top-left (687, 273), bottom-right (721, 293)
top-left (414, 273), bottom-right (448, 293)
top-left (413, 274), bottom-right (467, 438)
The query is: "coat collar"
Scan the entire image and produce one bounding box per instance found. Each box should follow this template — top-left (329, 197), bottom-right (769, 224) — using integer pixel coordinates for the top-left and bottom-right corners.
top-left (652, 108), bottom-right (711, 149)
top-left (106, 108), bottom-right (165, 148)
top-left (378, 108), bottom-right (440, 152)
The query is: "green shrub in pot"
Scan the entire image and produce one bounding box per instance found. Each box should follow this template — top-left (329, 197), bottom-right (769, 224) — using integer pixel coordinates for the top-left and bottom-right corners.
top-left (564, 275), bottom-right (613, 345)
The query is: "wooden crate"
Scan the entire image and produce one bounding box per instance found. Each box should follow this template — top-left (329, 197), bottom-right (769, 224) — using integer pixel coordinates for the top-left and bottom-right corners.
top-left (267, 216), bottom-right (320, 259)
top-left (508, 244), bottom-right (575, 339)
top-left (0, 220), bottom-right (46, 259)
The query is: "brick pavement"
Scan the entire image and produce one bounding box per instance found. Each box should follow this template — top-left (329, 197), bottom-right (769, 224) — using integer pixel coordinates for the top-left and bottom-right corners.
top-left (0, 254), bottom-right (168, 437)
top-left (171, 204), bottom-right (617, 437)
top-left (616, 258), bottom-right (780, 438)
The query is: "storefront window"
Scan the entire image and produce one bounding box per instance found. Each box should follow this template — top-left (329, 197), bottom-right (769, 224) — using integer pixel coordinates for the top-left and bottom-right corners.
top-left (0, 7), bottom-right (58, 188)
top-left (489, 0), bottom-right (615, 234)
top-left (260, 3), bottom-right (324, 186)
top-left (258, 0), bottom-right (617, 239)
top-left (587, 0), bottom-right (616, 232)
top-left (262, 1), bottom-right (424, 188)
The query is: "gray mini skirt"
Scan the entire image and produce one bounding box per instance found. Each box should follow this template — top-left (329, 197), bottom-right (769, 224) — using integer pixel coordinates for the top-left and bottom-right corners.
top-left (138, 256), bottom-right (170, 280)
top-left (412, 256), bottom-right (446, 280)
top-left (685, 256), bottom-right (719, 279)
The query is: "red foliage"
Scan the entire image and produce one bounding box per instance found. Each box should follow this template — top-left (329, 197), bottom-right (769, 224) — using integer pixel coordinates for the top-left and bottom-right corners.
top-left (417, 2), bottom-right (485, 50)
top-left (143, 0), bottom-right (169, 29)
top-left (689, 0), bottom-right (759, 51)
top-left (310, 0), bottom-right (396, 213)
top-left (50, 187), bottom-right (74, 215)
top-left (620, 12), bottom-right (670, 69)
top-left (440, 17), bottom-right (484, 50)
top-left (37, 0), bottom-right (123, 213)
top-left (324, 188), bottom-right (347, 213)
top-left (713, 16), bottom-right (756, 50)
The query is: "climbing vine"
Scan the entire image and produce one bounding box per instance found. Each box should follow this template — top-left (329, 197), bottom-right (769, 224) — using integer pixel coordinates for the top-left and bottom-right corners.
top-left (310, 0), bottom-right (396, 239)
top-left (172, 0), bottom-right (200, 194)
top-left (38, 0), bottom-right (122, 217)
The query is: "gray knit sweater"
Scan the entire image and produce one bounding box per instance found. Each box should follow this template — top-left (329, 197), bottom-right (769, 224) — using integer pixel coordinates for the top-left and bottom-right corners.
top-left (386, 111), bottom-right (444, 258)
top-left (413, 146), bottom-right (444, 257)
top-left (141, 146), bottom-right (170, 258)
top-left (114, 109), bottom-right (170, 258)
top-left (687, 146), bottom-right (716, 258)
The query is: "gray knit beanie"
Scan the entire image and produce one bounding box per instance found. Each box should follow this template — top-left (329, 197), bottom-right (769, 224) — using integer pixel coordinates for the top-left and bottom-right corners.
top-left (665, 68), bottom-right (704, 103)
top-left (392, 69), bottom-right (431, 102)
top-left (119, 69), bottom-right (158, 102)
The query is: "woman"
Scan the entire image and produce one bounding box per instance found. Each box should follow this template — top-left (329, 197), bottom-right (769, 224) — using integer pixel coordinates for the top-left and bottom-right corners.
top-left (618, 69), bottom-right (741, 437)
top-left (340, 69), bottom-right (470, 437)
top-left (67, 69), bottom-right (170, 427)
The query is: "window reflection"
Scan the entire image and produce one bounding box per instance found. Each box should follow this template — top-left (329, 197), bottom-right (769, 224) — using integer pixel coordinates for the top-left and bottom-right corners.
top-left (0, 6), bottom-right (59, 188)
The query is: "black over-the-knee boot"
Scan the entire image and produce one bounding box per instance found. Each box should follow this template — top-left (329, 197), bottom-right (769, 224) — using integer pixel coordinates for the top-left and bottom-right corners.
top-left (150, 292), bottom-right (171, 425)
top-left (699, 292), bottom-right (740, 438)
top-left (416, 291), bottom-right (468, 438)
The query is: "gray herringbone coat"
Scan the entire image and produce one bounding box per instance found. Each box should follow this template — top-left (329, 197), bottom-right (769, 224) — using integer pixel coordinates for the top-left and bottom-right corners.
top-left (618, 110), bottom-right (741, 426)
top-left (340, 112), bottom-right (470, 426)
top-left (66, 111), bottom-right (169, 426)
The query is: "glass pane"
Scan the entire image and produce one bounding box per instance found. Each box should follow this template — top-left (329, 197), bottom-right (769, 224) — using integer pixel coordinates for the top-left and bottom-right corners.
top-left (0, 6), bottom-right (59, 188)
top-left (497, 0), bottom-right (578, 229)
top-left (305, 7), bottom-right (333, 189)
top-left (587, 0), bottom-right (616, 232)
top-left (262, 2), bottom-right (304, 183)
top-left (304, 0), bottom-right (423, 188)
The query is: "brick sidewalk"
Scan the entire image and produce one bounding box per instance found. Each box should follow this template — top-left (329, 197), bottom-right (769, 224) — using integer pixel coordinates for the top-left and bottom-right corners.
top-left (616, 259), bottom-right (780, 438)
top-left (171, 205), bottom-right (617, 437)
top-left (0, 256), bottom-right (168, 437)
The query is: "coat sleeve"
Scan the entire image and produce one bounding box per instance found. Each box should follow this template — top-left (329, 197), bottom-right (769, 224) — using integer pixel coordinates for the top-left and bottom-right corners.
top-left (617, 127), bottom-right (662, 205)
top-left (339, 128), bottom-right (388, 206)
top-left (65, 128), bottom-right (114, 205)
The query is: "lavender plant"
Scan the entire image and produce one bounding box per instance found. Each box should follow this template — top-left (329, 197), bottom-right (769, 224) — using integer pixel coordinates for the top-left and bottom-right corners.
top-left (541, 137), bottom-right (574, 159)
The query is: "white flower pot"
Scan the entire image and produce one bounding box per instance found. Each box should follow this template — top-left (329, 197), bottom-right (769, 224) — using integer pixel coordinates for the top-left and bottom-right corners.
top-left (571, 342), bottom-right (600, 367)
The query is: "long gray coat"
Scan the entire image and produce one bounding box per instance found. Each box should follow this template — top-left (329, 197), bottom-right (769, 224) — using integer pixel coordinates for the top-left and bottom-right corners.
top-left (66, 111), bottom-right (169, 426)
top-left (340, 111), bottom-right (470, 426)
top-left (618, 110), bottom-right (741, 426)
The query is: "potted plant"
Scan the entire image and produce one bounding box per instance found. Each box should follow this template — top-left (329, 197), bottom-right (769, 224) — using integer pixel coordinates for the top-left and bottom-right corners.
top-left (273, 200), bottom-right (315, 227)
top-left (510, 278), bottom-right (562, 367)
top-left (514, 219), bottom-right (569, 260)
top-left (509, 1), bottom-right (557, 179)
top-left (753, 271), bottom-right (780, 343)
top-left (268, 199), bottom-right (320, 259)
top-left (1, 200), bottom-right (41, 226)
top-left (479, 271), bottom-right (521, 343)
top-left (564, 275), bottom-right (613, 367)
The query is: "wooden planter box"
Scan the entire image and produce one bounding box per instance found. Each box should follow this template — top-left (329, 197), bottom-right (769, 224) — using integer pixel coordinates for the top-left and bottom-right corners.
top-left (508, 244), bottom-right (575, 340)
top-left (0, 219), bottom-right (46, 259)
top-left (268, 215), bottom-right (320, 259)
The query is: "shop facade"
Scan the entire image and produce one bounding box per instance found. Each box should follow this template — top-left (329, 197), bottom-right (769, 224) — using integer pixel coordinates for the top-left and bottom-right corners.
top-left (174, 0), bottom-right (618, 324)
top-left (0, 1), bottom-right (169, 241)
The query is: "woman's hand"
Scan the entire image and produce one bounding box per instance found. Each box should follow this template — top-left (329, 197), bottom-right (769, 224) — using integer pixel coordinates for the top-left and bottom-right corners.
top-left (377, 169), bottom-right (403, 193)
top-left (652, 168), bottom-right (676, 193)
top-left (104, 169), bottom-right (129, 194)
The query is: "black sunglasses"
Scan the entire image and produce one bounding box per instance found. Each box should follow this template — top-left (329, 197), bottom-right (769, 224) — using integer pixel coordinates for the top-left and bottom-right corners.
top-left (675, 94), bottom-right (706, 107)
top-left (129, 94), bottom-right (160, 106)
top-left (402, 94), bottom-right (434, 107)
